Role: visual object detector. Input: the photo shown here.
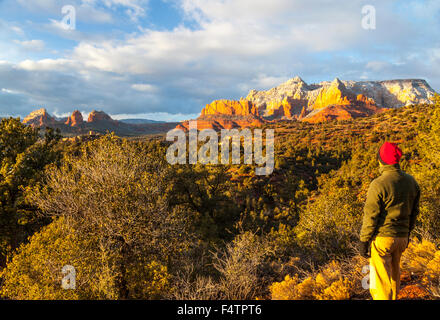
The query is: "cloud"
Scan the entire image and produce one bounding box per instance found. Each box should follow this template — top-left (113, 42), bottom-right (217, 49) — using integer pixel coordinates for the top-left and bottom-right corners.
top-left (16, 0), bottom-right (145, 24)
top-left (69, 1), bottom-right (440, 81)
top-left (99, 0), bottom-right (148, 20)
top-left (131, 83), bottom-right (158, 93)
top-left (0, 59), bottom-right (203, 118)
top-left (1, 0), bottom-right (439, 121)
top-left (70, 2), bottom-right (364, 76)
top-left (366, 61), bottom-right (390, 72)
top-left (10, 26), bottom-right (24, 35)
top-left (18, 59), bottom-right (76, 71)
top-left (13, 39), bottom-right (45, 51)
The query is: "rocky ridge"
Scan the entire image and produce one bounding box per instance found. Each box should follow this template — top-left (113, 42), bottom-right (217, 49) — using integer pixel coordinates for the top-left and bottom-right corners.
top-left (22, 109), bottom-right (178, 137)
top-left (180, 77), bottom-right (436, 129)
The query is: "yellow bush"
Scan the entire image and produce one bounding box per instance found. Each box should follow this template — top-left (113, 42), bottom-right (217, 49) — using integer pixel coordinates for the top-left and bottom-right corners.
top-left (315, 261), bottom-right (341, 289)
top-left (270, 275), bottom-right (318, 300)
top-left (317, 278), bottom-right (352, 300)
top-left (269, 275), bottom-right (300, 300)
top-left (0, 218), bottom-right (96, 300)
top-left (400, 239), bottom-right (440, 297)
top-left (425, 251), bottom-right (440, 283)
top-left (401, 239), bottom-right (437, 275)
top-left (295, 277), bottom-right (317, 300)
top-left (270, 260), bottom-right (354, 300)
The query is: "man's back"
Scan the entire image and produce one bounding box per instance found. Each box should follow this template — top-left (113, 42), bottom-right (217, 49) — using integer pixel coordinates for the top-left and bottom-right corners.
top-left (360, 164), bottom-right (420, 242)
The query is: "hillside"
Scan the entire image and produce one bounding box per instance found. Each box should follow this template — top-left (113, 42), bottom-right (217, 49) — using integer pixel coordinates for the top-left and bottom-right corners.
top-left (1, 99), bottom-right (439, 301)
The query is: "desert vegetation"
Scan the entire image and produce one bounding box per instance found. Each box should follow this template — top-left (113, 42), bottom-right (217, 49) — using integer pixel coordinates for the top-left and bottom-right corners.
top-left (0, 96), bottom-right (440, 300)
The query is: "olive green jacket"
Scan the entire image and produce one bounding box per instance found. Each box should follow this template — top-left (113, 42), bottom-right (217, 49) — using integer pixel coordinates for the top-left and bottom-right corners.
top-left (360, 164), bottom-right (420, 242)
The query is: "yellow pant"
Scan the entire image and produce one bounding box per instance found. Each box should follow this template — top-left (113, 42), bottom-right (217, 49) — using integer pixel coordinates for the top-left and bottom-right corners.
top-left (369, 236), bottom-right (408, 300)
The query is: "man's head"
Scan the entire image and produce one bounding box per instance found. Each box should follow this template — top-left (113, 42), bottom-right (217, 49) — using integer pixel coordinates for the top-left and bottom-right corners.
top-left (378, 142), bottom-right (402, 165)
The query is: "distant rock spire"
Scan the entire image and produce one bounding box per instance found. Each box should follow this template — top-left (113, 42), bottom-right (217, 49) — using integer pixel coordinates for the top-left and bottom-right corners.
top-left (65, 110), bottom-right (84, 127)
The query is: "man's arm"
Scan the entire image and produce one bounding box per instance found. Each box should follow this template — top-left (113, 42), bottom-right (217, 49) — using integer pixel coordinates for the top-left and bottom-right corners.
top-left (409, 182), bottom-right (420, 233)
top-left (360, 180), bottom-right (382, 242)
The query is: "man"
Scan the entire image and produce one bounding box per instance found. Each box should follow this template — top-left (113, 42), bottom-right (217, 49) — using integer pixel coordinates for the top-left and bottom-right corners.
top-left (359, 142), bottom-right (420, 300)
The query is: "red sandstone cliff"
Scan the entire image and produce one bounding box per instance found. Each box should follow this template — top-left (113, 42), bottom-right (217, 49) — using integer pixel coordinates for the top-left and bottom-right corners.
top-left (65, 110), bottom-right (84, 127)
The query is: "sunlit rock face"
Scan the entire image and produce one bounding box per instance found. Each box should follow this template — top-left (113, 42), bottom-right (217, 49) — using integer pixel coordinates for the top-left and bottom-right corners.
top-left (177, 77), bottom-right (436, 129)
top-left (177, 99), bottom-right (264, 130)
top-left (245, 77), bottom-right (436, 123)
top-left (87, 110), bottom-right (114, 123)
top-left (201, 99), bottom-right (260, 117)
top-left (22, 108), bottom-right (57, 128)
top-left (312, 78), bottom-right (352, 110)
top-left (65, 110), bottom-right (84, 127)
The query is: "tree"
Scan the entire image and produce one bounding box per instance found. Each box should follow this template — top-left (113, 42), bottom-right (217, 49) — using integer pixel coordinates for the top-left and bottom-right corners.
top-left (22, 135), bottom-right (194, 299)
top-left (294, 186), bottom-right (363, 263)
top-left (0, 217), bottom-right (170, 299)
top-left (412, 94), bottom-right (440, 241)
top-left (169, 163), bottom-right (241, 243)
top-left (0, 119), bottom-right (61, 267)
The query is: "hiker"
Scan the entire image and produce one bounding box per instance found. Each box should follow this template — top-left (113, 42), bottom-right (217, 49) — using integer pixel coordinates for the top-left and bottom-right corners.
top-left (359, 142), bottom-right (420, 300)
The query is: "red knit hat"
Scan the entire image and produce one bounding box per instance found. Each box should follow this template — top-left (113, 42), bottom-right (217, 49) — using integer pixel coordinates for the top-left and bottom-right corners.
top-left (378, 142), bottom-right (402, 165)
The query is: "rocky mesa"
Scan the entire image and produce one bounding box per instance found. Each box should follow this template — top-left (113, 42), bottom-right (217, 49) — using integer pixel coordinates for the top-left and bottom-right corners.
top-left (177, 99), bottom-right (265, 131)
top-left (22, 108), bottom-right (58, 127)
top-left (179, 77), bottom-right (436, 130)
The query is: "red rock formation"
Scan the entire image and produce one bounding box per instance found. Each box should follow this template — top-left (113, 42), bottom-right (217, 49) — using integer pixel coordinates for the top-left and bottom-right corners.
top-left (176, 99), bottom-right (265, 131)
top-left (87, 110), bottom-right (114, 123)
top-left (201, 99), bottom-right (260, 117)
top-left (297, 106), bottom-right (308, 120)
top-left (312, 78), bottom-right (352, 110)
top-left (302, 105), bottom-right (355, 123)
top-left (303, 81), bottom-right (386, 123)
top-left (303, 99), bottom-right (385, 123)
top-left (65, 110), bottom-right (83, 127)
top-left (266, 98), bottom-right (294, 118)
top-left (356, 94), bottom-right (377, 107)
top-left (177, 115), bottom-right (265, 131)
top-left (22, 108), bottom-right (57, 128)
top-left (176, 76), bottom-right (437, 128)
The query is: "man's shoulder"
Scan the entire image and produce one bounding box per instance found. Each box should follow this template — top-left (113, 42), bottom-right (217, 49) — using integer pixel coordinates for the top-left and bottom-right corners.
top-left (401, 171), bottom-right (420, 190)
top-left (377, 169), bottom-right (420, 192)
top-left (371, 173), bottom-right (388, 185)
top-left (369, 171), bottom-right (399, 190)
top-left (368, 176), bottom-right (385, 193)
top-left (370, 168), bottom-right (419, 190)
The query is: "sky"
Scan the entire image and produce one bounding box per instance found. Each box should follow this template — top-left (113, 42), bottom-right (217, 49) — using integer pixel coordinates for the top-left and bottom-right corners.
top-left (0, 0), bottom-right (439, 121)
